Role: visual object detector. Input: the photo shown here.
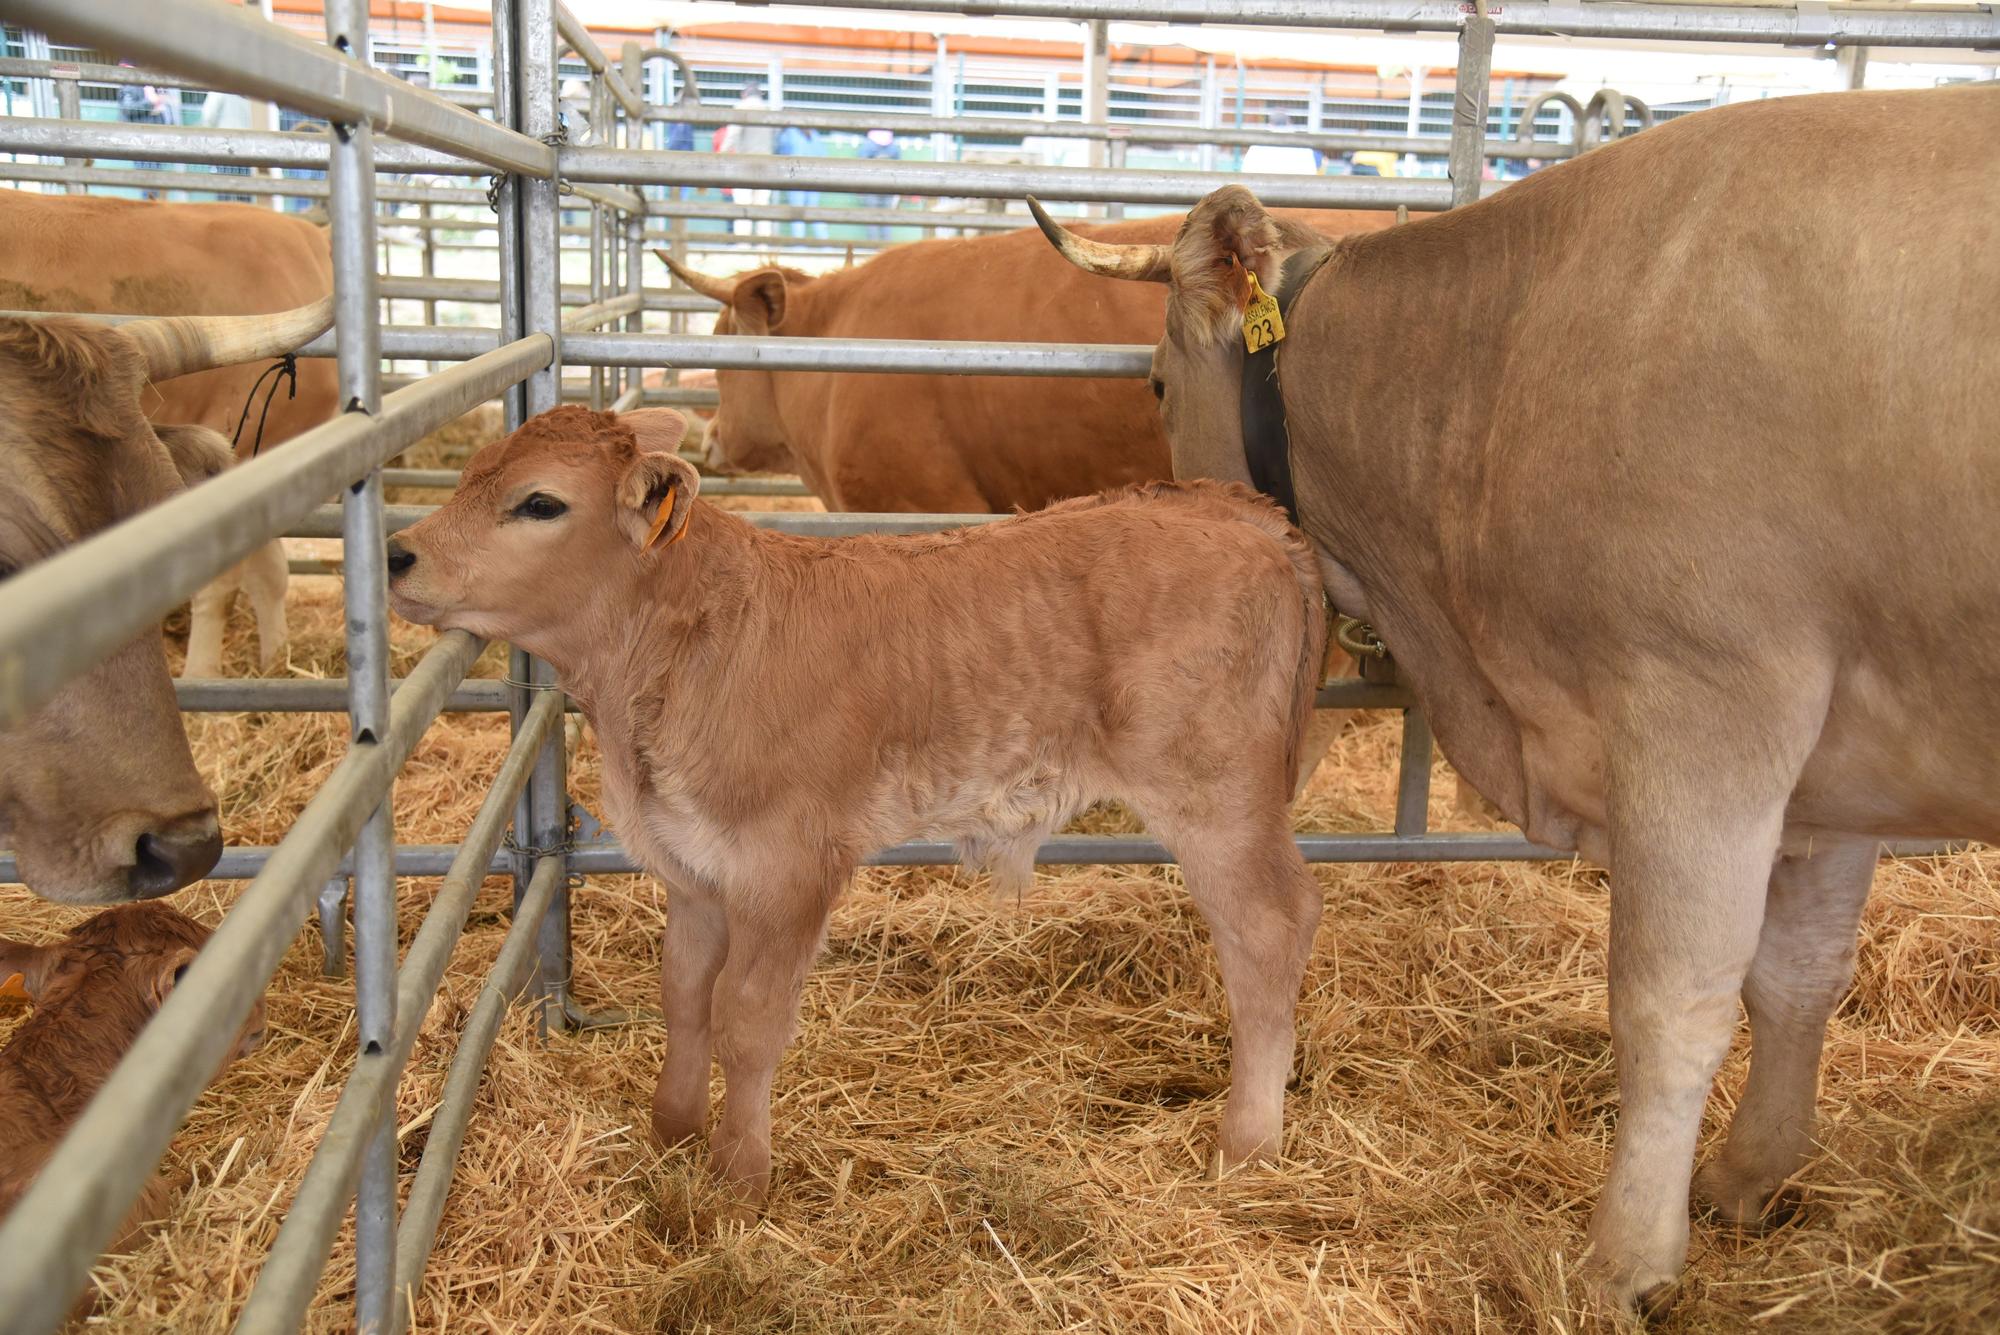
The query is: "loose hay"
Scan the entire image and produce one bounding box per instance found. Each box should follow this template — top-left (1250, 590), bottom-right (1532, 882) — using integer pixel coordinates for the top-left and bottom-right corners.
top-left (4, 417), bottom-right (1995, 1332)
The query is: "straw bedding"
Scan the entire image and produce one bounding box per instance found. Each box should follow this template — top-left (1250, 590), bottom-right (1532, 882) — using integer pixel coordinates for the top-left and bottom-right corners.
top-left (2, 409), bottom-right (1995, 1332)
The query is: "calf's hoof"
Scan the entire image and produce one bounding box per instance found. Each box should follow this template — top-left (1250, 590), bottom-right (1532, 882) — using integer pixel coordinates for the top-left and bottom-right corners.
top-left (651, 1107), bottom-right (705, 1149)
top-left (1692, 1159), bottom-right (1801, 1231)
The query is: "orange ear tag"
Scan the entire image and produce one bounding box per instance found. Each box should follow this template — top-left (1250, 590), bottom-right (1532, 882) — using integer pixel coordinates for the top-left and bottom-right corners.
top-left (0, 972), bottom-right (28, 1003)
top-left (643, 480), bottom-right (691, 551)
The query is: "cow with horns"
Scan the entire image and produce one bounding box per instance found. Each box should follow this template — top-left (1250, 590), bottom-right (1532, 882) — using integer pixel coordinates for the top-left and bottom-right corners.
top-left (0, 295), bottom-right (333, 903)
top-left (0, 188), bottom-right (338, 677)
top-left (1032, 83), bottom-right (2000, 1311)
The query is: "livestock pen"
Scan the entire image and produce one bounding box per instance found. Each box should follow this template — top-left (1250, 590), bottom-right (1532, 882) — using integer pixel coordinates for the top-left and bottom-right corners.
top-left (0, 1), bottom-right (1996, 1331)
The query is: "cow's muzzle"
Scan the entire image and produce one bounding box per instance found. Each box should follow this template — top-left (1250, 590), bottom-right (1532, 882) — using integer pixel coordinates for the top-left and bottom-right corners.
top-left (128, 811), bottom-right (223, 898)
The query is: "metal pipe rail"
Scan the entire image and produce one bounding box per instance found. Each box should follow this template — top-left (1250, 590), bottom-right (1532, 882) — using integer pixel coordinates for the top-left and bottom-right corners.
top-left (790, 0), bottom-right (2000, 46)
top-left (290, 506), bottom-right (1010, 539)
top-left (0, 629), bottom-right (486, 1335)
top-left (0, 119), bottom-right (648, 216)
top-left (0, 0), bottom-right (555, 175)
top-left (0, 160), bottom-right (485, 206)
top-left (378, 275), bottom-right (719, 314)
top-left (288, 324), bottom-right (1156, 376)
top-left (640, 101), bottom-right (1576, 161)
top-left (554, 1), bottom-right (643, 119)
top-left (567, 146), bottom-right (1453, 210)
top-left (235, 687), bottom-right (564, 1332)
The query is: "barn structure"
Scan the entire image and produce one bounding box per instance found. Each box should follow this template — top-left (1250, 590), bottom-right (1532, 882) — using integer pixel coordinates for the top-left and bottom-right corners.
top-left (0, 1), bottom-right (1995, 1330)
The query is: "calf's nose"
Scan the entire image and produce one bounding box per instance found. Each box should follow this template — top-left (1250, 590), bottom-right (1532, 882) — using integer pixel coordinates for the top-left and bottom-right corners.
top-left (129, 813), bottom-right (223, 898)
top-left (386, 539), bottom-right (416, 576)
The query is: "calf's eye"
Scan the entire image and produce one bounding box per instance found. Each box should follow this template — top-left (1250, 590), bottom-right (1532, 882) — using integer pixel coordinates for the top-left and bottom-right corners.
top-left (514, 493), bottom-right (567, 520)
top-left (1149, 377), bottom-right (1166, 401)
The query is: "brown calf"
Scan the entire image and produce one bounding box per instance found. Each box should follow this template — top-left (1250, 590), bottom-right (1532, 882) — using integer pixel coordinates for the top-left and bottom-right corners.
top-left (0, 902), bottom-right (266, 1304)
top-left (387, 406), bottom-right (1327, 1206)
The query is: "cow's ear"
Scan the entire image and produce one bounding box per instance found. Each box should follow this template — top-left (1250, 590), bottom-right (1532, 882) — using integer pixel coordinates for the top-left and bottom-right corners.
top-left (154, 423), bottom-right (238, 487)
top-left (730, 268), bottom-right (788, 334)
top-left (615, 449), bottom-right (702, 551)
top-left (618, 407), bottom-right (691, 458)
top-left (149, 946), bottom-right (200, 1008)
top-left (1177, 186), bottom-right (1319, 345)
top-left (0, 938), bottom-right (55, 1005)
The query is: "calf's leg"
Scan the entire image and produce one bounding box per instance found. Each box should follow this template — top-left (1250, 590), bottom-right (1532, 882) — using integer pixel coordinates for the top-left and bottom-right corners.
top-left (1693, 835), bottom-right (1875, 1226)
top-left (707, 877), bottom-right (840, 1207)
top-left (1168, 814), bottom-right (1322, 1171)
top-left (653, 882), bottom-right (730, 1147)
top-left (184, 574), bottom-right (235, 678)
top-left (242, 538), bottom-right (291, 672)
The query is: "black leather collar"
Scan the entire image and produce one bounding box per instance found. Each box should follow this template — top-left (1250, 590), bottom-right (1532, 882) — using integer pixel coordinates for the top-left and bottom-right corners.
top-left (1240, 247), bottom-right (1331, 525)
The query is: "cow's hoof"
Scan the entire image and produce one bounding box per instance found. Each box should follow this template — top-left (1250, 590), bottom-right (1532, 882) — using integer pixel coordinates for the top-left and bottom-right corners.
top-left (1692, 1160), bottom-right (1801, 1231)
top-left (1582, 1254), bottom-right (1680, 1325)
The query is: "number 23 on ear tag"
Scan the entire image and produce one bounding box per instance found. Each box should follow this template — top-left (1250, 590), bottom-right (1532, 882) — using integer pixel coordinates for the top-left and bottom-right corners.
top-left (1242, 269), bottom-right (1285, 354)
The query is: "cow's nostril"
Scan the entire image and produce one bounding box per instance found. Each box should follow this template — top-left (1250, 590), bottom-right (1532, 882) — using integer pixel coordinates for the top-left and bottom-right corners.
top-left (386, 540), bottom-right (416, 576)
top-left (129, 827), bottom-right (223, 899)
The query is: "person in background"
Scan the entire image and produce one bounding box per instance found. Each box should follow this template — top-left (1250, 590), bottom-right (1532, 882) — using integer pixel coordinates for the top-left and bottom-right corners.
top-left (1241, 108), bottom-right (1321, 177)
top-left (775, 123), bottom-right (830, 240)
top-left (200, 90), bottom-right (254, 203)
top-left (856, 127), bottom-right (901, 240)
top-left (117, 63), bottom-right (177, 199)
top-left (717, 82), bottom-right (776, 235)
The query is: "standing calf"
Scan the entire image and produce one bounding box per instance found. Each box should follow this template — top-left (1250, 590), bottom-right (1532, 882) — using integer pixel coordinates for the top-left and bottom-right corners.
top-left (387, 406), bottom-right (1326, 1206)
top-left (0, 902), bottom-right (267, 1303)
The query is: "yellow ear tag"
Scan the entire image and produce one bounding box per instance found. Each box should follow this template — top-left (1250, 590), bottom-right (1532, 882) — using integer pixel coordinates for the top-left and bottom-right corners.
top-left (1242, 269), bottom-right (1285, 354)
top-left (644, 480), bottom-right (691, 551)
top-left (0, 972), bottom-right (27, 1003)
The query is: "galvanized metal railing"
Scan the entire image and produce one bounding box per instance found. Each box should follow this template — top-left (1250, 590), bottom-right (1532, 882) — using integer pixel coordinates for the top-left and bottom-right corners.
top-left (0, 1), bottom-right (1994, 1332)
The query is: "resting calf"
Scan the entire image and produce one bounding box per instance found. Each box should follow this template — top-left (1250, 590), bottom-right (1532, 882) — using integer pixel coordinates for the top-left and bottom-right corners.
top-left (0, 902), bottom-right (267, 1305)
top-left (387, 405), bottom-right (1327, 1205)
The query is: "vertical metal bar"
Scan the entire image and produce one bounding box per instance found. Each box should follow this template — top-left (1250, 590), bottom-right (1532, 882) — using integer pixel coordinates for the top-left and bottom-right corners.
top-left (318, 876), bottom-right (349, 978)
top-left (1082, 20), bottom-right (1109, 173)
top-left (1394, 709), bottom-right (1435, 838)
top-left (53, 75), bottom-right (84, 194)
top-left (1450, 13), bottom-right (1497, 208)
top-left (517, 0), bottom-right (585, 1034)
top-left (420, 199), bottom-right (438, 371)
top-left (324, 4), bottom-right (396, 1332)
top-left (588, 80), bottom-right (606, 410)
top-left (1104, 138), bottom-right (1127, 219)
top-left (1838, 46), bottom-right (1870, 89)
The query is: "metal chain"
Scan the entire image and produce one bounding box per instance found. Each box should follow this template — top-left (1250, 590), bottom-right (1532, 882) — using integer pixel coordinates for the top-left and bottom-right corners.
top-left (486, 118), bottom-right (574, 211)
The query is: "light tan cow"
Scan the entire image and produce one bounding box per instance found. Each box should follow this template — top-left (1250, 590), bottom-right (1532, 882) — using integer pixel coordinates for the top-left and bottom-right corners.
top-left (0, 189), bottom-right (339, 677)
top-left (387, 405), bottom-right (1326, 1207)
top-left (0, 297), bottom-right (331, 903)
top-left (1032, 83), bottom-right (2000, 1312)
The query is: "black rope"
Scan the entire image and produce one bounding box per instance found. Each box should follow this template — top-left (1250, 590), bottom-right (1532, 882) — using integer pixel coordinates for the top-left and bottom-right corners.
top-left (230, 353), bottom-right (299, 457)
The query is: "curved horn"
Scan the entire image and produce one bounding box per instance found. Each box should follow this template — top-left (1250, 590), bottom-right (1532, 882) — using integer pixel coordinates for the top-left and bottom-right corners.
top-left (1025, 196), bottom-right (1170, 283)
top-left (652, 249), bottom-right (737, 304)
top-left (120, 294), bottom-right (334, 384)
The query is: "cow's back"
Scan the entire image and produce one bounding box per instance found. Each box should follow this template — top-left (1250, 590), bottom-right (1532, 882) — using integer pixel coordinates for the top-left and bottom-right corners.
top-left (0, 189), bottom-right (337, 453)
top-left (790, 209), bottom-right (1387, 512)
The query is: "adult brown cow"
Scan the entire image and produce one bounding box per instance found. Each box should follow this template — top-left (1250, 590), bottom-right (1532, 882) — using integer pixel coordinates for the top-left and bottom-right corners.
top-left (0, 188), bottom-right (338, 676)
top-left (656, 208), bottom-right (1392, 513)
top-left (1034, 84), bottom-right (2000, 1312)
top-left (0, 297), bottom-right (331, 903)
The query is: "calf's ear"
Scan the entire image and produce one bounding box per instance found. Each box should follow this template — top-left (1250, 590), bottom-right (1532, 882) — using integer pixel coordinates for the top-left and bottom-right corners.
top-left (615, 449), bottom-right (703, 552)
top-left (0, 939), bottom-right (55, 1004)
top-left (618, 407), bottom-right (691, 457)
top-left (149, 946), bottom-right (201, 1009)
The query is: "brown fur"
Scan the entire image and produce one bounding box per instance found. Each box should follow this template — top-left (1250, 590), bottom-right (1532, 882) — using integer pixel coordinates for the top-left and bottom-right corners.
top-left (0, 188), bottom-right (340, 677)
top-left (679, 209), bottom-right (1393, 512)
top-left (1050, 84), bottom-right (2000, 1311)
top-left (0, 902), bottom-right (265, 1315)
top-left (0, 316), bottom-right (224, 904)
top-left (390, 406), bottom-right (1329, 1207)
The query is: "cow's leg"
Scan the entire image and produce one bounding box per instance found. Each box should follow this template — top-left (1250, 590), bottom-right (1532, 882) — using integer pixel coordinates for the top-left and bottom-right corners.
top-left (1587, 712), bottom-right (1806, 1310)
top-left (184, 574), bottom-right (235, 678)
top-left (1167, 812), bottom-right (1322, 1171)
top-left (242, 538), bottom-right (290, 672)
top-left (1694, 834), bottom-right (1875, 1226)
top-left (1291, 642), bottom-right (1356, 801)
top-left (652, 881), bottom-right (729, 1148)
top-left (707, 875), bottom-right (839, 1209)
